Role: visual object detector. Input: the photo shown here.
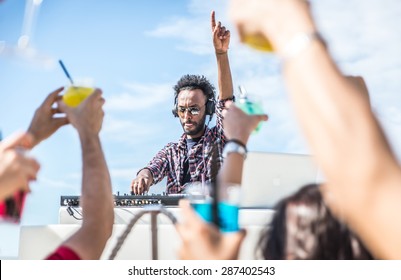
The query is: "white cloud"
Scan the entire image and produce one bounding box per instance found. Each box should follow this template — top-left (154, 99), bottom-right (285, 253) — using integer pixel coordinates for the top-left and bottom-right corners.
top-left (311, 0), bottom-right (401, 160)
top-left (35, 175), bottom-right (79, 191)
top-left (101, 115), bottom-right (155, 143)
top-left (146, 17), bottom-right (211, 55)
top-left (102, 79), bottom-right (181, 149)
top-left (145, 0), bottom-right (229, 55)
top-left (315, 0), bottom-right (401, 85)
top-left (187, 0), bottom-right (226, 15)
top-left (110, 167), bottom-right (138, 181)
top-left (105, 82), bottom-right (172, 111)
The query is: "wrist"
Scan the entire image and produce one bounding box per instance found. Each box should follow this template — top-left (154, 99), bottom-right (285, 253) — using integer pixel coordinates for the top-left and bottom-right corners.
top-left (77, 126), bottom-right (99, 138)
top-left (223, 139), bottom-right (248, 159)
top-left (25, 130), bottom-right (38, 149)
top-left (227, 139), bottom-right (247, 148)
top-left (263, 4), bottom-right (317, 52)
top-left (227, 133), bottom-right (249, 147)
top-left (78, 130), bottom-right (100, 144)
top-left (138, 168), bottom-right (153, 179)
top-left (215, 50), bottom-right (227, 55)
top-left (279, 31), bottom-right (325, 62)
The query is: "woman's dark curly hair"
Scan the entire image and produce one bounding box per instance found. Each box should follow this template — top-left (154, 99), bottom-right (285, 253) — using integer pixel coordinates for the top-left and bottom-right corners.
top-left (257, 183), bottom-right (373, 260)
top-left (173, 74), bottom-right (216, 102)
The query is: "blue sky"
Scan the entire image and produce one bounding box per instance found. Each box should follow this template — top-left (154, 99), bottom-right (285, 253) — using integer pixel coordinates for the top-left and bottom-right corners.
top-left (1, 0), bottom-right (401, 258)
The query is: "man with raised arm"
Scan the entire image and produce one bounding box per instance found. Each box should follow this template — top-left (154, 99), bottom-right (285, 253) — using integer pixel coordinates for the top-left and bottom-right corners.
top-left (131, 11), bottom-right (235, 194)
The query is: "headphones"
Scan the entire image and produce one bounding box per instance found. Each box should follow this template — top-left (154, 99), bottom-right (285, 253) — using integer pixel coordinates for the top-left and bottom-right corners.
top-left (172, 95), bottom-right (215, 117)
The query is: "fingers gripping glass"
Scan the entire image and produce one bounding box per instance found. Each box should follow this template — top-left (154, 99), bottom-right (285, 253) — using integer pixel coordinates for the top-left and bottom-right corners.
top-left (177, 104), bottom-right (205, 116)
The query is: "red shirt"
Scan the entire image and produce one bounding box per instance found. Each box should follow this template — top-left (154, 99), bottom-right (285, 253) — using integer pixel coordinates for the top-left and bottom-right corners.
top-left (45, 246), bottom-right (81, 260)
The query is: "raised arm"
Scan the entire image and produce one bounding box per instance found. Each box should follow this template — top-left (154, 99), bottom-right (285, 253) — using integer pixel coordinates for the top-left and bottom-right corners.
top-left (211, 11), bottom-right (233, 100)
top-left (219, 101), bottom-right (267, 187)
top-left (230, 0), bottom-right (401, 259)
top-left (175, 103), bottom-right (265, 260)
top-left (56, 89), bottom-right (113, 259)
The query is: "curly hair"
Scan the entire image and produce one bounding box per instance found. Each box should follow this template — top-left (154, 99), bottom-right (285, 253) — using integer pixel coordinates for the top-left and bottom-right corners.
top-left (257, 183), bottom-right (373, 260)
top-left (173, 74), bottom-right (216, 102)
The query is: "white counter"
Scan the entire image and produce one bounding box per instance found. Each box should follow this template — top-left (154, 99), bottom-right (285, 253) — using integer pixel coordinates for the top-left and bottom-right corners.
top-left (58, 206), bottom-right (274, 226)
top-left (19, 207), bottom-right (274, 260)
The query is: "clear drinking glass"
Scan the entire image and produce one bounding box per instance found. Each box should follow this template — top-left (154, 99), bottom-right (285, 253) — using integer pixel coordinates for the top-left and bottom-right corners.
top-left (218, 184), bottom-right (241, 232)
top-left (185, 182), bottom-right (212, 223)
top-left (62, 79), bottom-right (95, 107)
top-left (237, 85), bottom-right (265, 133)
top-left (186, 182), bottom-right (241, 232)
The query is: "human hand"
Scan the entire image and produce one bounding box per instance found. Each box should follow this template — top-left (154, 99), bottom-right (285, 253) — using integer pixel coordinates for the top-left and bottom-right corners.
top-left (223, 101), bottom-right (268, 144)
top-left (229, 0), bottom-right (315, 52)
top-left (176, 199), bottom-right (246, 260)
top-left (0, 132), bottom-right (40, 200)
top-left (131, 169), bottom-right (152, 194)
top-left (211, 10), bottom-right (230, 54)
top-left (57, 89), bottom-right (105, 136)
top-left (27, 87), bottom-right (69, 148)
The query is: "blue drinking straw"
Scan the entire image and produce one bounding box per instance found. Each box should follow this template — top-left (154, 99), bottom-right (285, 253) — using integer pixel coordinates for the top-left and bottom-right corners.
top-left (58, 60), bottom-right (74, 85)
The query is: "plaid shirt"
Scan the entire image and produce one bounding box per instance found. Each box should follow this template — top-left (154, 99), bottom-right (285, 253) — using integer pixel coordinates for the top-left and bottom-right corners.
top-left (143, 99), bottom-right (229, 194)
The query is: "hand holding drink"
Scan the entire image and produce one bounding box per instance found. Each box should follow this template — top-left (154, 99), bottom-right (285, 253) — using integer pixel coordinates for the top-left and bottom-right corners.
top-left (0, 190), bottom-right (26, 223)
top-left (0, 133), bottom-right (39, 223)
top-left (230, 0), bottom-right (316, 55)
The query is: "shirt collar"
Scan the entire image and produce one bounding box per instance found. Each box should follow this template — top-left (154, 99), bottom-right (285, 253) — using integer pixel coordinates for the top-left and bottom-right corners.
top-left (177, 126), bottom-right (210, 150)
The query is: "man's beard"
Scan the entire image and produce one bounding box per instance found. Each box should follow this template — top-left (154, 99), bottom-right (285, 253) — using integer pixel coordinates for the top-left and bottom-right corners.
top-left (181, 113), bottom-right (207, 136)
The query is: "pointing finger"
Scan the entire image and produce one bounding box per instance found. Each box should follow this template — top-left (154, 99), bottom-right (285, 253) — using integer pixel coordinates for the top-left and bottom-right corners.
top-left (211, 10), bottom-right (216, 30)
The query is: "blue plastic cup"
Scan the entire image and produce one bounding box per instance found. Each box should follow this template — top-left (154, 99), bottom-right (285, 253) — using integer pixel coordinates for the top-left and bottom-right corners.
top-left (187, 182), bottom-right (241, 233)
top-left (191, 200), bottom-right (212, 223)
top-left (218, 202), bottom-right (239, 232)
top-left (191, 201), bottom-right (239, 232)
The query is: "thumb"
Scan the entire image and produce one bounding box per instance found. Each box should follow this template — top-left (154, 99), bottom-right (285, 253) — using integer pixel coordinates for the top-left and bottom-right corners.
top-left (54, 117), bottom-right (69, 128)
top-left (258, 114), bottom-right (268, 122)
top-left (231, 229), bottom-right (247, 245)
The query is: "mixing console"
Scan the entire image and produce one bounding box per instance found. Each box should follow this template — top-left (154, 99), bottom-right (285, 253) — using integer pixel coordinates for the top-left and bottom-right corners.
top-left (60, 194), bottom-right (187, 207)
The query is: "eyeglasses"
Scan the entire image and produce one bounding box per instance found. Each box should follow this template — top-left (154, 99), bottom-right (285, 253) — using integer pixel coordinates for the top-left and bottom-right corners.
top-left (177, 105), bottom-right (203, 116)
